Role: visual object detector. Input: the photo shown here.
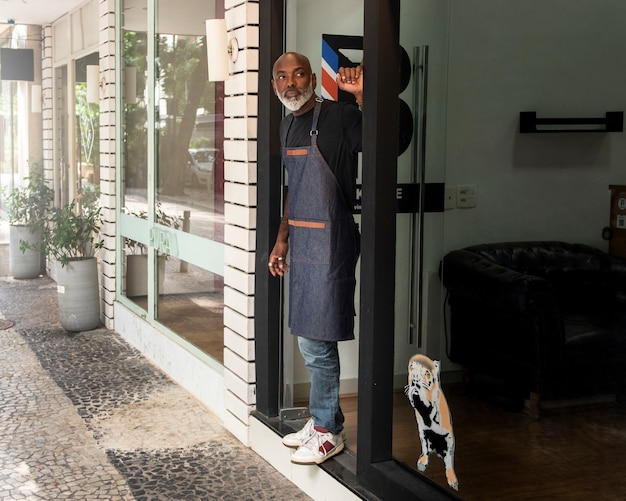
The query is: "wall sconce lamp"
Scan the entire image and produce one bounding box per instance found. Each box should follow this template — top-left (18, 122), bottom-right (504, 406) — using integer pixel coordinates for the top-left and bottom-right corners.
top-left (31, 84), bottom-right (41, 113)
top-left (205, 19), bottom-right (239, 82)
top-left (86, 65), bottom-right (104, 103)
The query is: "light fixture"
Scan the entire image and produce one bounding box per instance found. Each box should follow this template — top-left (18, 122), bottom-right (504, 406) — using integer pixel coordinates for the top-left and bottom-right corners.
top-left (31, 84), bottom-right (41, 113)
top-left (86, 65), bottom-right (102, 103)
top-left (205, 19), bottom-right (239, 82)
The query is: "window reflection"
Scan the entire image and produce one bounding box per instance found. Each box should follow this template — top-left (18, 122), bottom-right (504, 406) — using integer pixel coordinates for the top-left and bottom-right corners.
top-left (74, 53), bottom-right (100, 195)
top-left (55, 65), bottom-right (70, 206)
top-left (155, 9), bottom-right (224, 240)
top-left (157, 252), bottom-right (224, 363)
top-left (122, 11), bottom-right (148, 204)
top-left (123, 237), bottom-right (153, 311)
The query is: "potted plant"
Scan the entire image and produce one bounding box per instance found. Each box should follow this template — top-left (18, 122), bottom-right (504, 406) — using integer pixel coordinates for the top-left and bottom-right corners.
top-left (43, 186), bottom-right (103, 331)
top-left (123, 202), bottom-right (182, 296)
top-left (1, 168), bottom-right (54, 279)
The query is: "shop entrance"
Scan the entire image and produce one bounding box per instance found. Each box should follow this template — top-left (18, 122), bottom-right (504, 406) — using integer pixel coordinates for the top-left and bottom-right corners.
top-left (276, 0), bottom-right (449, 481)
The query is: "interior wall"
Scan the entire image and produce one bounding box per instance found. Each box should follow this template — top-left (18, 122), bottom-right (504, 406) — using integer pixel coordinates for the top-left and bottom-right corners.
top-left (443, 0), bottom-right (626, 252)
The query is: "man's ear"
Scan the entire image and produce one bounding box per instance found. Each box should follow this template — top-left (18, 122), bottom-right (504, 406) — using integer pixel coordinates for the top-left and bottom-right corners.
top-left (271, 80), bottom-right (278, 95)
top-left (312, 73), bottom-right (317, 90)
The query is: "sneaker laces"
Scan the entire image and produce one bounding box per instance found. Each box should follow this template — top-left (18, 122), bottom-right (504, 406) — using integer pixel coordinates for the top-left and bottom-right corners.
top-left (303, 428), bottom-right (337, 456)
top-left (296, 419), bottom-right (315, 440)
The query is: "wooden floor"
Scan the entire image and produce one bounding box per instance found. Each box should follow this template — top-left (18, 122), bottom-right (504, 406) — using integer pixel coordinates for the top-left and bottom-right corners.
top-left (340, 385), bottom-right (626, 500)
top-left (130, 293), bottom-right (224, 363)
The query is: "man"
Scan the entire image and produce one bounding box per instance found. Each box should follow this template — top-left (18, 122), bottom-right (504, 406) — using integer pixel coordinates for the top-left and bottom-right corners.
top-left (269, 52), bottom-right (363, 464)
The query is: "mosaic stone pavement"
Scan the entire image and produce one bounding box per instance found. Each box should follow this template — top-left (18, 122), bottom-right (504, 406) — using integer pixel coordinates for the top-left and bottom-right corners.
top-left (0, 273), bottom-right (311, 500)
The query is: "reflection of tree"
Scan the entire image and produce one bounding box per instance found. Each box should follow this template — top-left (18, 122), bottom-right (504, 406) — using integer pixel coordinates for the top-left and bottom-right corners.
top-left (124, 31), bottom-right (213, 194)
top-left (124, 31), bottom-right (148, 189)
top-left (75, 83), bottom-right (99, 169)
top-left (157, 35), bottom-right (209, 196)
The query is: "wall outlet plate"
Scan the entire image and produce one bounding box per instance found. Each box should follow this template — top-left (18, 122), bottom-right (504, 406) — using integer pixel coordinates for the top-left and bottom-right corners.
top-left (457, 185), bottom-right (477, 208)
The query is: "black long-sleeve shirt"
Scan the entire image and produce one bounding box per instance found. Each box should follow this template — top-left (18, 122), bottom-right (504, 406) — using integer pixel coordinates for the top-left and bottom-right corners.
top-left (280, 99), bottom-right (362, 211)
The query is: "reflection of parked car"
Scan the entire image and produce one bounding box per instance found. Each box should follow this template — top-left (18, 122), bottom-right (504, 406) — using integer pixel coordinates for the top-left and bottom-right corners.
top-left (186, 148), bottom-right (217, 187)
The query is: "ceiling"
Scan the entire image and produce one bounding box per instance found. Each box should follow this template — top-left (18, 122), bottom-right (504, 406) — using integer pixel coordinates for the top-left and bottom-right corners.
top-left (0, 0), bottom-right (86, 26)
top-left (0, 0), bottom-right (214, 36)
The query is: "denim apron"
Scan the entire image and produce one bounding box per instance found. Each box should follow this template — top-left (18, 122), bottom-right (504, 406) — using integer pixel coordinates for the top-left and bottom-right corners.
top-left (284, 99), bottom-right (358, 342)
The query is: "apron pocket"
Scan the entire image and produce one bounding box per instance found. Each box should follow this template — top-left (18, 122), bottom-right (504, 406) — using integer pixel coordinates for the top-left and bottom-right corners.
top-left (290, 220), bottom-right (331, 265)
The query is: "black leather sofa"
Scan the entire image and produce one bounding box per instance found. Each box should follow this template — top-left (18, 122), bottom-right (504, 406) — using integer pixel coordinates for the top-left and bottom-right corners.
top-left (441, 241), bottom-right (626, 415)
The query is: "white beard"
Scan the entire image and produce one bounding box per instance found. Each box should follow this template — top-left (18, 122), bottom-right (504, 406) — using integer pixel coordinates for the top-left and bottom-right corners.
top-left (277, 83), bottom-right (314, 112)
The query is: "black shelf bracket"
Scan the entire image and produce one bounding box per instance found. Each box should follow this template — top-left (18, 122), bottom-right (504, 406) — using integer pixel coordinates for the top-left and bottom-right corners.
top-left (519, 111), bottom-right (623, 133)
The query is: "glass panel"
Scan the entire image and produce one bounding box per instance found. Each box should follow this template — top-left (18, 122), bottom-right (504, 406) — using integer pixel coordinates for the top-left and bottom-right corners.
top-left (393, 0), bottom-right (451, 489)
top-left (55, 65), bottom-right (70, 206)
top-left (122, 0), bottom-right (149, 212)
top-left (0, 26), bottom-right (30, 196)
top-left (119, 0), bottom-right (224, 361)
top-left (0, 80), bottom-right (17, 196)
top-left (400, 1), bottom-right (626, 499)
top-left (152, 0), bottom-right (224, 360)
top-left (155, 1), bottom-right (224, 240)
top-left (156, 252), bottom-right (224, 363)
top-left (74, 53), bottom-right (100, 193)
top-left (122, 237), bottom-right (149, 312)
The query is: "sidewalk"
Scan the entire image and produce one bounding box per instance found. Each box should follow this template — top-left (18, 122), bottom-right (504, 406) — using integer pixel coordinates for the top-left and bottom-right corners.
top-left (0, 232), bottom-right (310, 500)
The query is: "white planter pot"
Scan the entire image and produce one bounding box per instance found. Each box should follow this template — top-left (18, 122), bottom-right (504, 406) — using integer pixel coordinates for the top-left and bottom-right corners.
top-left (56, 257), bottom-right (100, 331)
top-left (125, 254), bottom-right (166, 297)
top-left (9, 225), bottom-right (42, 279)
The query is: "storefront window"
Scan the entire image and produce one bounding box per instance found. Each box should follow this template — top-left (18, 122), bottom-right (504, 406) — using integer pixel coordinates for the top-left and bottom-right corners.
top-left (0, 25), bottom-right (31, 195)
top-left (0, 78), bottom-right (18, 194)
top-left (119, 0), bottom-right (225, 363)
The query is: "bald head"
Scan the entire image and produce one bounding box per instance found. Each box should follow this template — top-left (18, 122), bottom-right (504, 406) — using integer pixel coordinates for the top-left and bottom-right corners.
top-left (272, 52), bottom-right (312, 79)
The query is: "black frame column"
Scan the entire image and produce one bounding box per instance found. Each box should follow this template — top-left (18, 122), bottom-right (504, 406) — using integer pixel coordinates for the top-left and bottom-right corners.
top-left (255, 0), bottom-right (285, 417)
top-left (357, 0), bottom-right (400, 468)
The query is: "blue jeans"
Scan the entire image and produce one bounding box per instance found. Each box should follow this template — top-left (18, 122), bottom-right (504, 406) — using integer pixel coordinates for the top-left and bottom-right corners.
top-left (298, 336), bottom-right (344, 434)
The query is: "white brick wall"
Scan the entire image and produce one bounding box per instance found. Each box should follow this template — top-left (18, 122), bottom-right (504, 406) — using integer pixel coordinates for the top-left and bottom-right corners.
top-left (222, 0), bottom-right (259, 445)
top-left (42, 27), bottom-right (54, 194)
top-left (98, 0), bottom-right (117, 329)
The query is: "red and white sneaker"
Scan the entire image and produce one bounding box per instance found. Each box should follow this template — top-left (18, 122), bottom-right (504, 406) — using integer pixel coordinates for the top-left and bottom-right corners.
top-left (290, 426), bottom-right (345, 464)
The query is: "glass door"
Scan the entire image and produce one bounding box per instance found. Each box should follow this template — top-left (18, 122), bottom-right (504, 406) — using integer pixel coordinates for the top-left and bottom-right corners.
top-left (391, 0), bottom-right (452, 491)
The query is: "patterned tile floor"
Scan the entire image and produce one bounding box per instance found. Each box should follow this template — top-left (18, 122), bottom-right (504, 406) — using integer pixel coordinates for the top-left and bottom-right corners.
top-left (0, 253), bottom-right (310, 500)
